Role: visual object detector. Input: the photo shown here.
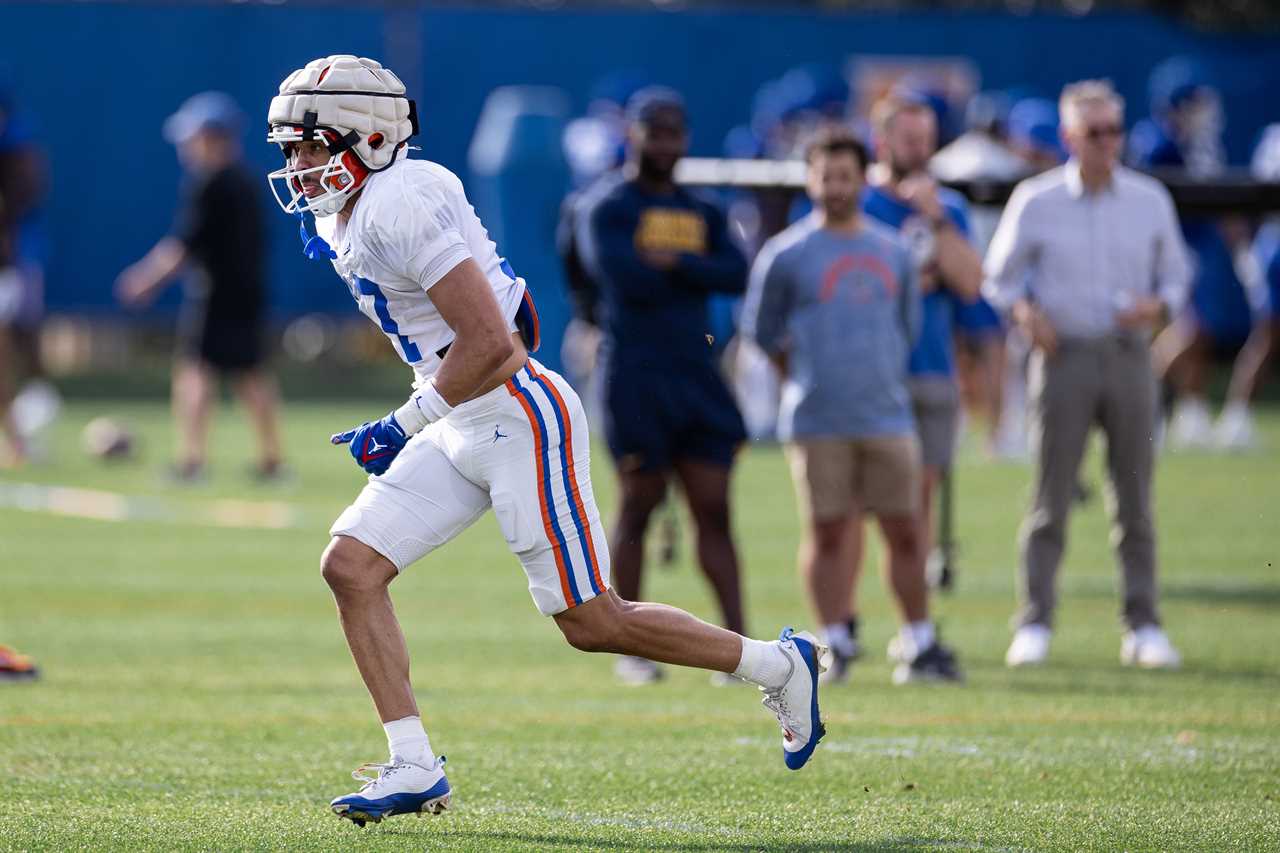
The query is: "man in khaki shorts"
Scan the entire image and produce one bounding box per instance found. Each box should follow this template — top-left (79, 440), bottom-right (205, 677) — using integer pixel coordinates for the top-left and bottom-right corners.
top-left (743, 127), bottom-right (962, 685)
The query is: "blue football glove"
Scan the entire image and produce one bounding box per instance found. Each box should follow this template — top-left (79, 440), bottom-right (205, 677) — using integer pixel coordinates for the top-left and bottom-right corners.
top-left (330, 413), bottom-right (410, 476)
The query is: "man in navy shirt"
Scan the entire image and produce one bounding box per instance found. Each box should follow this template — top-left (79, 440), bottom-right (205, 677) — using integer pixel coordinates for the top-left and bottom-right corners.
top-left (863, 95), bottom-right (983, 601)
top-left (577, 88), bottom-right (750, 685)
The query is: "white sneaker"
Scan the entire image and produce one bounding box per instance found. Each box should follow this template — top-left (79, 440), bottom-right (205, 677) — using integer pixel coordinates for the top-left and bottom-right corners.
top-left (1005, 624), bottom-right (1052, 667)
top-left (759, 627), bottom-right (828, 770)
top-left (1213, 403), bottom-right (1256, 451)
top-left (614, 655), bottom-right (664, 685)
top-left (1121, 625), bottom-right (1182, 669)
top-left (1169, 398), bottom-right (1214, 450)
top-left (330, 757), bottom-right (451, 826)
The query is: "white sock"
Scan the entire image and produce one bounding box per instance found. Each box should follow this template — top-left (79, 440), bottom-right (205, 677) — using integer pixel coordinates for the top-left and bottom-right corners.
top-left (1221, 400), bottom-right (1250, 421)
top-left (384, 716), bottom-right (433, 767)
top-left (733, 637), bottom-right (791, 689)
top-left (824, 622), bottom-right (853, 657)
top-left (901, 621), bottom-right (935, 657)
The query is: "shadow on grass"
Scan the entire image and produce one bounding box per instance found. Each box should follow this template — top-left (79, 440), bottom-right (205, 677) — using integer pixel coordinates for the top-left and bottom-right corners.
top-left (1161, 581), bottom-right (1280, 607)
top-left (431, 829), bottom-right (998, 851)
top-left (1067, 579), bottom-right (1280, 608)
top-left (982, 661), bottom-right (1280, 696)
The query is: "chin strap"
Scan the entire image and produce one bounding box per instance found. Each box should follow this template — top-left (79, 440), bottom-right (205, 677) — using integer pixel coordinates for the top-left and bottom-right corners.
top-left (297, 212), bottom-right (337, 261)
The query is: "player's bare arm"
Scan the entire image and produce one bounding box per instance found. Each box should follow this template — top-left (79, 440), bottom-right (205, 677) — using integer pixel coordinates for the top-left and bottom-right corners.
top-left (424, 258), bottom-right (522, 404)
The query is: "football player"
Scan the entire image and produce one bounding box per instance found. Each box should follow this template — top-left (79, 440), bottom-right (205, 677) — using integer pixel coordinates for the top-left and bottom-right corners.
top-left (266, 55), bottom-right (828, 826)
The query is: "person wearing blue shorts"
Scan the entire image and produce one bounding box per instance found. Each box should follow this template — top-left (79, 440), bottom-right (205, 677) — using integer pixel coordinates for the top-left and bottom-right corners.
top-left (577, 88), bottom-right (751, 685)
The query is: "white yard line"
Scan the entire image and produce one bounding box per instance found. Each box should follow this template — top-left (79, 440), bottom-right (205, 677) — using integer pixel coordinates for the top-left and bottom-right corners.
top-left (0, 481), bottom-right (303, 530)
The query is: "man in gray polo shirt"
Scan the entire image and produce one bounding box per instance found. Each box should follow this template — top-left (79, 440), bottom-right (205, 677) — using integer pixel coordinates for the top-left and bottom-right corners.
top-left (743, 127), bottom-right (961, 685)
top-left (983, 80), bottom-right (1190, 669)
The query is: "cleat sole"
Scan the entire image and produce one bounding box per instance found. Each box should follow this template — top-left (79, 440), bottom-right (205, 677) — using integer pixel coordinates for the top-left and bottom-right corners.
top-left (419, 793), bottom-right (451, 815)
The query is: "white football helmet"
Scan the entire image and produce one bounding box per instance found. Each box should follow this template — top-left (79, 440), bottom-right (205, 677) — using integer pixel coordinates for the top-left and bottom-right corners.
top-left (266, 55), bottom-right (418, 217)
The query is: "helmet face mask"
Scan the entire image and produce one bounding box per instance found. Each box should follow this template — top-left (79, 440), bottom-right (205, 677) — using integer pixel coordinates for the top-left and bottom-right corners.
top-left (265, 55), bottom-right (417, 219)
top-left (267, 125), bottom-right (368, 217)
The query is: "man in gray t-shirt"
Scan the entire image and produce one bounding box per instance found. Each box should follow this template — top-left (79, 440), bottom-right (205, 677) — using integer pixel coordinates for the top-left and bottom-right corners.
top-left (742, 127), bottom-right (961, 685)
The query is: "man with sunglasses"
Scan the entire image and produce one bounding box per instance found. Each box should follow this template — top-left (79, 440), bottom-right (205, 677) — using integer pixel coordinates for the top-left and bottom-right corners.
top-left (983, 80), bottom-right (1191, 670)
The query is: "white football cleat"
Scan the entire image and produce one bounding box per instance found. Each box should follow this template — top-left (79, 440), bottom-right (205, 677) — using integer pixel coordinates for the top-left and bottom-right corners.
top-left (760, 628), bottom-right (828, 771)
top-left (330, 757), bottom-right (451, 826)
top-left (1121, 625), bottom-right (1182, 669)
top-left (1005, 624), bottom-right (1052, 667)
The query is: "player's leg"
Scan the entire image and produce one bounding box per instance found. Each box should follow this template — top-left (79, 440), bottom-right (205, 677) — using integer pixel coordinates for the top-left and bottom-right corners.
top-left (1098, 339), bottom-right (1180, 668)
top-left (608, 467), bottom-right (667, 683)
top-left (1217, 317), bottom-right (1276, 449)
top-left (673, 458), bottom-right (745, 636)
top-left (669, 369), bottom-right (749, 637)
top-left (1154, 316), bottom-right (1214, 449)
top-left (171, 358), bottom-right (213, 477)
top-left (862, 434), bottom-right (959, 682)
top-left (601, 367), bottom-right (672, 682)
top-left (499, 361), bottom-right (827, 769)
top-left (786, 439), bottom-right (861, 678)
top-left (1010, 347), bottom-right (1096, 666)
top-left (611, 468), bottom-right (667, 604)
top-left (322, 428), bottom-right (491, 823)
top-left (321, 536), bottom-right (417, 720)
top-left (0, 322), bottom-right (25, 466)
top-left (909, 377), bottom-right (960, 584)
top-left (231, 368), bottom-right (285, 475)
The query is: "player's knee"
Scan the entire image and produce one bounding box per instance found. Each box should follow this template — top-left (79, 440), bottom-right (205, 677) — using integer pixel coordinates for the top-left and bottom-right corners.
top-left (557, 599), bottom-right (628, 653)
top-left (883, 519), bottom-right (923, 560)
top-left (320, 536), bottom-right (393, 596)
top-left (810, 522), bottom-right (845, 556)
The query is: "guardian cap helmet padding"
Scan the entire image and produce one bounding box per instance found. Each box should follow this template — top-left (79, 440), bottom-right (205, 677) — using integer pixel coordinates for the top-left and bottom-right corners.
top-left (266, 55), bottom-right (419, 216)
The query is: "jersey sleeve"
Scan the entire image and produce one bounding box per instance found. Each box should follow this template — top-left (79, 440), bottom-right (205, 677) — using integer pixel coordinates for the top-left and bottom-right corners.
top-left (364, 176), bottom-right (473, 291)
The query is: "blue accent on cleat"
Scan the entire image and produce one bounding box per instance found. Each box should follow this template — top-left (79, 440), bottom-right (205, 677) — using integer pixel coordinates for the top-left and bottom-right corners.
top-left (779, 627), bottom-right (826, 771)
top-left (330, 774), bottom-right (451, 821)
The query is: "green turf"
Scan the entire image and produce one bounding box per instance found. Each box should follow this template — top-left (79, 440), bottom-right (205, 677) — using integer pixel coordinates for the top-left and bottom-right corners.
top-left (2, 399), bottom-right (1278, 851)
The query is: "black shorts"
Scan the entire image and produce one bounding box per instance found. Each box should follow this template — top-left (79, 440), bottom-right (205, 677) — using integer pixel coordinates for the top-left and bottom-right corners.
top-left (177, 298), bottom-right (266, 373)
top-left (603, 363), bottom-right (746, 473)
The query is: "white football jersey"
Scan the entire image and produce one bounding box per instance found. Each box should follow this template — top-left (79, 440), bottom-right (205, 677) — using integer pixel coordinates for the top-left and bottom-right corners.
top-left (315, 157), bottom-right (526, 385)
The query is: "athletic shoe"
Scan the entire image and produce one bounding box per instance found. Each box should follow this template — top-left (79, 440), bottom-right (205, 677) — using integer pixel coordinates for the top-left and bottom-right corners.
top-left (892, 641), bottom-right (963, 685)
top-left (1005, 624), bottom-right (1051, 667)
top-left (614, 655), bottom-right (664, 686)
top-left (760, 628), bottom-right (828, 771)
top-left (330, 757), bottom-right (451, 826)
top-left (1169, 398), bottom-right (1214, 450)
top-left (1121, 625), bottom-right (1182, 669)
top-left (1213, 403), bottom-right (1256, 452)
top-left (0, 645), bottom-right (39, 681)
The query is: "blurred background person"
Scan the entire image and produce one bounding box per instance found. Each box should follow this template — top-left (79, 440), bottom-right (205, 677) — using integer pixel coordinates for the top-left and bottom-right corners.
top-left (576, 87), bottom-right (750, 686)
top-left (984, 80), bottom-right (1190, 670)
top-left (1007, 97), bottom-right (1067, 174)
top-left (743, 127), bottom-right (961, 686)
top-left (1216, 124), bottom-right (1280, 448)
top-left (1132, 57), bottom-right (1254, 450)
top-left (864, 94), bottom-right (984, 586)
top-left (0, 81), bottom-right (51, 467)
top-left (114, 92), bottom-right (284, 482)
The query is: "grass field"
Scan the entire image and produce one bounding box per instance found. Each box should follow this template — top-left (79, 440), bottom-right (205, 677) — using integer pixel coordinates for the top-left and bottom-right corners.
top-left (2, 399), bottom-right (1278, 851)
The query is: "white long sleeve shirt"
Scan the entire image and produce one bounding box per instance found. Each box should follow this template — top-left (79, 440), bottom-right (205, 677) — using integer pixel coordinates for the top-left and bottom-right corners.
top-left (982, 161), bottom-right (1191, 339)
